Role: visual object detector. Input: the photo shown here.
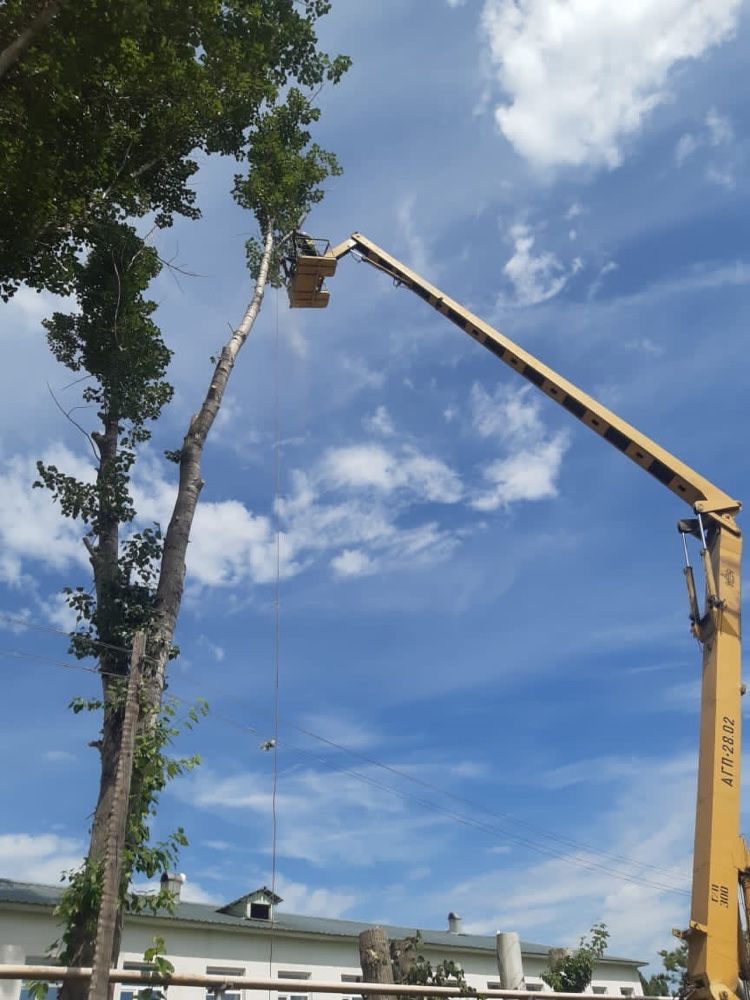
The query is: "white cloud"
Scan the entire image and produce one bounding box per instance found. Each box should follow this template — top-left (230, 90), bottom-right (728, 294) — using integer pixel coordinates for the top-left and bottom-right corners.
top-left (3, 287), bottom-right (76, 333)
top-left (198, 636), bottom-right (226, 662)
top-left (675, 132), bottom-right (699, 166)
top-left (502, 224), bottom-right (576, 306)
top-left (705, 107), bottom-right (733, 146)
top-left (297, 710), bottom-right (380, 751)
top-left (470, 382), bottom-right (544, 444)
top-left (273, 875), bottom-right (356, 918)
top-left (174, 765), bottom-right (450, 867)
top-left (469, 383), bottom-right (569, 510)
top-left (39, 592), bottom-right (78, 631)
top-left (587, 260), bottom-right (618, 301)
top-left (331, 548), bottom-right (376, 578)
top-left (0, 445), bottom-right (93, 579)
top-left (362, 405), bottom-right (396, 438)
top-left (339, 354), bottom-right (386, 392)
top-left (472, 433), bottom-right (569, 510)
top-left (320, 444), bottom-right (463, 504)
top-left (0, 832), bottom-right (83, 883)
top-left (675, 107), bottom-right (734, 177)
top-left (481, 0), bottom-right (741, 169)
top-left (705, 164), bottom-right (735, 190)
top-left (433, 751), bottom-right (695, 959)
top-left (625, 337), bottom-right (664, 357)
top-left (397, 196), bottom-right (432, 276)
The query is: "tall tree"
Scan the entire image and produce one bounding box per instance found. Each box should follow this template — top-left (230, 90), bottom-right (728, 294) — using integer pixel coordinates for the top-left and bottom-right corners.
top-left (0, 0), bottom-right (349, 298)
top-left (35, 85), bottom-right (344, 995)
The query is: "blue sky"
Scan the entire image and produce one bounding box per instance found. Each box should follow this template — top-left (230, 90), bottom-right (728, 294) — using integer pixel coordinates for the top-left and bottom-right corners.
top-left (2, 0), bottom-right (750, 969)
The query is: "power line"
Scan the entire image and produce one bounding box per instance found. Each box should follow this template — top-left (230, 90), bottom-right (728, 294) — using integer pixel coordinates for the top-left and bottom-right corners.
top-left (0, 611), bottom-right (160, 663)
top-left (0, 625), bottom-right (691, 898)
top-left (268, 286), bottom-right (283, 982)
top-left (287, 723), bottom-right (678, 882)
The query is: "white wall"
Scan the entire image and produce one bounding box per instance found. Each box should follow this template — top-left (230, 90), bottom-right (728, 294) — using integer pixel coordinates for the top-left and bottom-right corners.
top-left (0, 907), bottom-right (643, 1000)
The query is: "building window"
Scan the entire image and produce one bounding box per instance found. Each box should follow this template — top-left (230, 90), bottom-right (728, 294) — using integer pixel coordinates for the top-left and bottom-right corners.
top-left (592, 988), bottom-right (608, 995)
top-left (119, 988), bottom-right (165, 1000)
top-left (620, 990), bottom-right (634, 997)
top-left (279, 969), bottom-right (310, 1000)
top-left (341, 973), bottom-right (362, 1000)
top-left (526, 982), bottom-right (544, 993)
top-left (205, 965), bottom-right (245, 1000)
top-left (250, 901), bottom-right (271, 919)
top-left (487, 984), bottom-right (503, 991)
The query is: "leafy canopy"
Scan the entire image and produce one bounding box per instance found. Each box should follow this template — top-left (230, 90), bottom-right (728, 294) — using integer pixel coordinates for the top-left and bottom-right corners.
top-left (236, 86), bottom-right (344, 285)
top-left (34, 221), bottom-right (173, 664)
top-left (0, 0), bottom-right (350, 298)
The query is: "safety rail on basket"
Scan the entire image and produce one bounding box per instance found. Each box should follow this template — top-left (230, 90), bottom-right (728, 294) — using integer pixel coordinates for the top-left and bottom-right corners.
top-left (286, 233), bottom-right (336, 309)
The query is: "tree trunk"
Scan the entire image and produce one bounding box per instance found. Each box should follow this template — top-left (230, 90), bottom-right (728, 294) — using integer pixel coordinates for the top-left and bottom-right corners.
top-left (359, 927), bottom-right (395, 997)
top-left (0, 0), bottom-right (65, 81)
top-left (60, 413), bottom-right (128, 1000)
top-left (88, 632), bottom-right (145, 1000)
top-left (391, 938), bottom-right (418, 985)
top-left (64, 224), bottom-right (274, 990)
top-left (144, 223), bottom-right (275, 709)
top-left (60, 226), bottom-right (273, 996)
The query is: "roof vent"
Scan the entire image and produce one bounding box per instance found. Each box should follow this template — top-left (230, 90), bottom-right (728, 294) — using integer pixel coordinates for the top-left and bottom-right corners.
top-left (448, 912), bottom-right (462, 934)
top-left (160, 872), bottom-right (186, 901)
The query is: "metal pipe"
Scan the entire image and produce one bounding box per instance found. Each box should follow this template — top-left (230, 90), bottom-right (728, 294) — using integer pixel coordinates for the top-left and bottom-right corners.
top-left (0, 967), bottom-right (670, 1000)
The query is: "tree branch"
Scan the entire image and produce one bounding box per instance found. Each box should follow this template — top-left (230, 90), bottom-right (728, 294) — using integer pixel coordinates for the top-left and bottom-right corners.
top-left (0, 0), bottom-right (66, 82)
top-left (46, 383), bottom-right (101, 461)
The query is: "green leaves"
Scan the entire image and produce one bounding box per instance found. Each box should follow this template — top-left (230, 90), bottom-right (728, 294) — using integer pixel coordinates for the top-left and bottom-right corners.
top-left (542, 923), bottom-right (609, 994)
top-left (236, 87), bottom-right (344, 285)
top-left (0, 0), bottom-right (350, 299)
top-left (143, 937), bottom-right (175, 978)
top-left (393, 933), bottom-right (476, 1000)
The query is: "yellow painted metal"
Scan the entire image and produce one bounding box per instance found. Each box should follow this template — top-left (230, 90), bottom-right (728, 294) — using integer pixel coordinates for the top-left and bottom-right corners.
top-left (287, 254), bottom-right (337, 308)
top-left (342, 233), bottom-right (741, 529)
top-left (287, 230), bottom-right (745, 1000)
top-left (688, 524), bottom-right (744, 997)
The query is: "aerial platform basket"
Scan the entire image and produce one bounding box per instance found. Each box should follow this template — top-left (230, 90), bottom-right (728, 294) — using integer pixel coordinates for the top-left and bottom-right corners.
top-left (286, 234), bottom-right (337, 308)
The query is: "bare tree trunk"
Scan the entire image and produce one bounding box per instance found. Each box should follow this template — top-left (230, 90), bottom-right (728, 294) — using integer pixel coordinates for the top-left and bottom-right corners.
top-left (0, 0), bottom-right (65, 81)
top-left (88, 632), bottom-right (146, 1000)
top-left (359, 927), bottom-right (395, 997)
top-left (391, 938), bottom-right (418, 985)
top-left (144, 223), bottom-right (275, 707)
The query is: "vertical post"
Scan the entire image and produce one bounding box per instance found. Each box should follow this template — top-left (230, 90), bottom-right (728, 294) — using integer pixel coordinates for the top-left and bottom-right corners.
top-left (497, 933), bottom-right (524, 991)
top-left (0, 946), bottom-right (24, 1000)
top-left (688, 525), bottom-right (743, 998)
top-left (359, 928), bottom-right (394, 999)
top-left (88, 631), bottom-right (147, 1000)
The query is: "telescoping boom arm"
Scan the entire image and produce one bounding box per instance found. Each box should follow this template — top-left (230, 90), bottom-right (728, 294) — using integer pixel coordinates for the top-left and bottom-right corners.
top-left (287, 232), bottom-right (745, 1000)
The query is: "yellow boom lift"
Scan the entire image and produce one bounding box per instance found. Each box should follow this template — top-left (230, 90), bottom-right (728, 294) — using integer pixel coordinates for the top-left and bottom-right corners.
top-left (286, 232), bottom-right (746, 1000)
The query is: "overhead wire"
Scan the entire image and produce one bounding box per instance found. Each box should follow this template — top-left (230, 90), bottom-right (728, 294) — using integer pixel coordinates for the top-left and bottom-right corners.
top-left (288, 723), bottom-right (680, 882)
top-left (0, 631), bottom-right (691, 897)
top-left (268, 286), bottom-right (283, 983)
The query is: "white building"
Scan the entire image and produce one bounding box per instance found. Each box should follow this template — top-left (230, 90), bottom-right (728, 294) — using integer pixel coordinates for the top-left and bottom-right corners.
top-left (0, 880), bottom-right (644, 1000)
